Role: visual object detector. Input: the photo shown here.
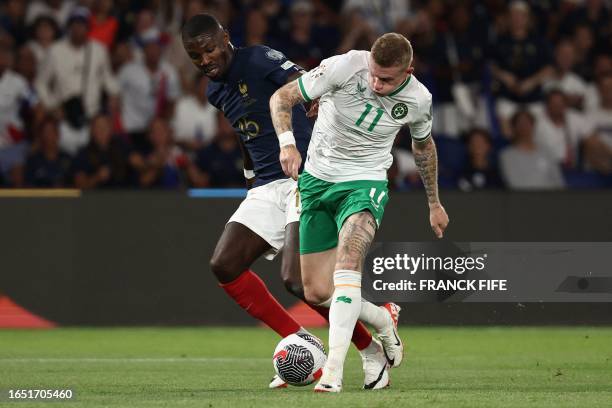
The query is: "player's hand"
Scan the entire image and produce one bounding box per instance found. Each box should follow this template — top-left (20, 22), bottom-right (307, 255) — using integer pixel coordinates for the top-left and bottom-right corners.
top-left (429, 203), bottom-right (449, 239)
top-left (280, 145), bottom-right (301, 180)
top-left (306, 99), bottom-right (320, 118)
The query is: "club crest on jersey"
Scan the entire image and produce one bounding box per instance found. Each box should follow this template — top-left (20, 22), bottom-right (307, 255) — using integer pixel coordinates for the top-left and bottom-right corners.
top-left (357, 82), bottom-right (366, 93)
top-left (391, 102), bottom-right (408, 119)
top-left (265, 48), bottom-right (285, 61)
top-left (238, 82), bottom-right (248, 95)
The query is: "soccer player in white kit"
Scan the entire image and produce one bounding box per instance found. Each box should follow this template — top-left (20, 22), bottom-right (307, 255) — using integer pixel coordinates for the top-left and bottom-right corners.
top-left (270, 33), bottom-right (450, 392)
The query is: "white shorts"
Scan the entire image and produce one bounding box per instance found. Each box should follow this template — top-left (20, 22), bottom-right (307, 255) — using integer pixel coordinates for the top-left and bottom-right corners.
top-left (228, 178), bottom-right (300, 260)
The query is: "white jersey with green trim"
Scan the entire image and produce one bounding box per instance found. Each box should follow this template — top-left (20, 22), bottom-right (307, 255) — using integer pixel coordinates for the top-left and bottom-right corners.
top-left (297, 50), bottom-right (432, 183)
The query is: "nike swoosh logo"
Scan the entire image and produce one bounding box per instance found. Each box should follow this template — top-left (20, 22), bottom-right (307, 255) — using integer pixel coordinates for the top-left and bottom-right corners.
top-left (393, 330), bottom-right (401, 346)
top-left (364, 365), bottom-right (387, 389)
top-left (382, 346), bottom-right (394, 367)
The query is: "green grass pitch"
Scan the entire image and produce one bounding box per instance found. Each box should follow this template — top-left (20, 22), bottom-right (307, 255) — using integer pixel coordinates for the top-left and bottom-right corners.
top-left (1, 327), bottom-right (612, 407)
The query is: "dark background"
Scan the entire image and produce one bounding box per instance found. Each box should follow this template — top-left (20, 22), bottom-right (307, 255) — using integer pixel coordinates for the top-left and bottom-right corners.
top-left (1, 190), bottom-right (611, 326)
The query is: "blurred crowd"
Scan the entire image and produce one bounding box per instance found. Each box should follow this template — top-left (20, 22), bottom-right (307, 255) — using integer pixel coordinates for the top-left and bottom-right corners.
top-left (0, 0), bottom-right (610, 191)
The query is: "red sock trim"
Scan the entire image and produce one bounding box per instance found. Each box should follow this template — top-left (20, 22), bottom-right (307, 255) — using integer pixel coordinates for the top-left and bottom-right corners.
top-left (220, 270), bottom-right (301, 337)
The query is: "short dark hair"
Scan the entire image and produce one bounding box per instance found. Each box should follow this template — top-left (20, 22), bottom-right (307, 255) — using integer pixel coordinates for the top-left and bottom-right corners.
top-left (181, 14), bottom-right (222, 40)
top-left (544, 88), bottom-right (566, 104)
top-left (371, 33), bottom-right (413, 68)
top-left (464, 127), bottom-right (492, 144)
top-left (511, 109), bottom-right (535, 128)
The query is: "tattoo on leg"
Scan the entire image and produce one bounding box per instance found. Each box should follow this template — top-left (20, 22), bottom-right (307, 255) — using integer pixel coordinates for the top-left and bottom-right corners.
top-left (336, 212), bottom-right (377, 271)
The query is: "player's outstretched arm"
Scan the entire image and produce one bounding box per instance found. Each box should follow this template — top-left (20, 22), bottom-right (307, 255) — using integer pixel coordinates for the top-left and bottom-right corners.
top-left (412, 136), bottom-right (449, 238)
top-left (270, 80), bottom-right (306, 180)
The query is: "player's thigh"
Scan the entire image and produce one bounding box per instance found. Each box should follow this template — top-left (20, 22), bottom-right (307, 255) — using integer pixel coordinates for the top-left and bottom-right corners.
top-left (300, 247), bottom-right (337, 304)
top-left (226, 180), bottom-right (290, 259)
top-left (210, 221), bottom-right (272, 283)
top-left (333, 182), bottom-right (389, 272)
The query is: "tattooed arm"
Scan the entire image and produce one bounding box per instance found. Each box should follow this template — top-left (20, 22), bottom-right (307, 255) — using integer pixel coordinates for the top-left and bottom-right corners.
top-left (412, 136), bottom-right (449, 238)
top-left (270, 80), bottom-right (306, 180)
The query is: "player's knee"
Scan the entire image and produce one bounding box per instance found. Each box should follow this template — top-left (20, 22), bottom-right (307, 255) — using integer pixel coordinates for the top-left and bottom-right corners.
top-left (209, 253), bottom-right (243, 283)
top-left (282, 276), bottom-right (305, 300)
top-left (302, 282), bottom-right (332, 305)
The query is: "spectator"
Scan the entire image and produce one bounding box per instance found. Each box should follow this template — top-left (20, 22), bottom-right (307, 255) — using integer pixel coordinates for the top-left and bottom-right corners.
top-left (584, 54), bottom-right (612, 112)
top-left (72, 115), bottom-right (131, 188)
top-left (0, 0), bottom-right (29, 46)
top-left (127, 8), bottom-right (157, 63)
top-left (88, 0), bottom-right (118, 49)
top-left (271, 0), bottom-right (327, 70)
top-left (336, 8), bottom-right (377, 54)
top-left (560, 0), bottom-right (611, 46)
top-left (25, 0), bottom-right (75, 28)
top-left (109, 40), bottom-right (132, 74)
top-left (26, 15), bottom-right (60, 65)
top-left (173, 74), bottom-right (218, 153)
top-left (163, 0), bottom-right (204, 91)
top-left (0, 43), bottom-right (38, 186)
top-left (500, 110), bottom-right (565, 190)
top-left (572, 24), bottom-right (597, 81)
top-left (584, 73), bottom-right (612, 175)
top-left (543, 40), bottom-right (588, 110)
top-left (129, 117), bottom-right (184, 189)
top-left (189, 114), bottom-right (243, 188)
top-left (534, 89), bottom-right (594, 169)
top-left (240, 8), bottom-right (270, 47)
top-left (342, 0), bottom-right (412, 35)
top-left (432, 3), bottom-right (488, 138)
top-left (118, 27), bottom-right (180, 151)
top-left (24, 115), bottom-right (72, 187)
top-left (458, 128), bottom-right (503, 191)
top-left (490, 1), bottom-right (553, 137)
top-left (15, 45), bottom-right (37, 86)
top-left (36, 7), bottom-right (119, 154)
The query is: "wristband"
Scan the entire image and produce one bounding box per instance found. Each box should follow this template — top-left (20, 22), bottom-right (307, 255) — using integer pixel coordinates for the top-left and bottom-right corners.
top-left (244, 169), bottom-right (255, 179)
top-left (278, 131), bottom-right (296, 148)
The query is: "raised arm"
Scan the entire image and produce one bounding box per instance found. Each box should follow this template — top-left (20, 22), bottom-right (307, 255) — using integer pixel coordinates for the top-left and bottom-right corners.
top-left (269, 79), bottom-right (306, 180)
top-left (412, 136), bottom-right (449, 238)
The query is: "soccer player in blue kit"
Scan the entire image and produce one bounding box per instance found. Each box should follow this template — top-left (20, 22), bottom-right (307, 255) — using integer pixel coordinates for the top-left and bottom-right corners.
top-left (181, 14), bottom-right (397, 390)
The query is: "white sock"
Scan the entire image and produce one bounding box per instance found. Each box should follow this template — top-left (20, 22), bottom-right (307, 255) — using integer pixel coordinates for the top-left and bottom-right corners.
top-left (325, 269), bottom-right (362, 379)
top-left (359, 299), bottom-right (389, 332)
top-left (316, 296), bottom-right (388, 332)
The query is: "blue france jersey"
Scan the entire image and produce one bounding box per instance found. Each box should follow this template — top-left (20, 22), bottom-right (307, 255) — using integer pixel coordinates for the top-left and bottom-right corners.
top-left (207, 46), bottom-right (312, 187)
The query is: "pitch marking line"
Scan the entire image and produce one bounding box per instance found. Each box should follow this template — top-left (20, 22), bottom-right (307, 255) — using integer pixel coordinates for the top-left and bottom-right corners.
top-left (0, 357), bottom-right (268, 363)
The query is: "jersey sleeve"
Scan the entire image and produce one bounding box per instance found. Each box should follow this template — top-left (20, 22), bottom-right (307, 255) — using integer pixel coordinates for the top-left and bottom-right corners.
top-left (297, 53), bottom-right (353, 102)
top-left (408, 92), bottom-right (433, 141)
top-left (251, 46), bottom-right (303, 86)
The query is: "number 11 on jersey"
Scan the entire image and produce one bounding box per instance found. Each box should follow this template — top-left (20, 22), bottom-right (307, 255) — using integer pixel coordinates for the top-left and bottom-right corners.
top-left (356, 103), bottom-right (384, 132)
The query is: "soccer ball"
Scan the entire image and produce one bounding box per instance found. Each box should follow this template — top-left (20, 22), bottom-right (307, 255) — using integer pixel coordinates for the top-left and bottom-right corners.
top-left (272, 333), bottom-right (327, 386)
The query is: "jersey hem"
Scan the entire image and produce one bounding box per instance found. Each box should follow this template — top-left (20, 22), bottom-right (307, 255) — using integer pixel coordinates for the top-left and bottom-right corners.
top-left (304, 164), bottom-right (387, 184)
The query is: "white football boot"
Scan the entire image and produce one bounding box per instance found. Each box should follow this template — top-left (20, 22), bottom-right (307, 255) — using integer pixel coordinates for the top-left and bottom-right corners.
top-left (268, 374), bottom-right (287, 389)
top-left (313, 367), bottom-right (342, 393)
top-left (377, 303), bottom-right (404, 368)
top-left (360, 337), bottom-right (390, 390)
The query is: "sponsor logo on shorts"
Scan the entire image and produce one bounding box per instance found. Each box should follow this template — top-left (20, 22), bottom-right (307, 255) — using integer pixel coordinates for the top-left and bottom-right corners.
top-left (335, 296), bottom-right (352, 304)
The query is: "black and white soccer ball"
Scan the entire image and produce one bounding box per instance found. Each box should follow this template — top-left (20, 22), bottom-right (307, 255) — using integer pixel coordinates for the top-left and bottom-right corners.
top-left (272, 333), bottom-right (327, 386)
